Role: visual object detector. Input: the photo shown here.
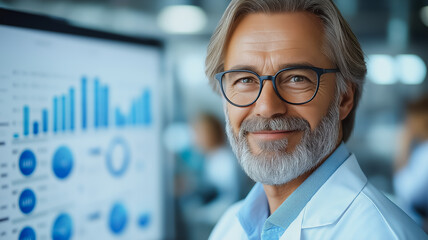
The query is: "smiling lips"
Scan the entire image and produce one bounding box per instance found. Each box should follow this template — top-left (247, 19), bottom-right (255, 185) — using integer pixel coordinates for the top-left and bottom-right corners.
top-left (249, 130), bottom-right (297, 141)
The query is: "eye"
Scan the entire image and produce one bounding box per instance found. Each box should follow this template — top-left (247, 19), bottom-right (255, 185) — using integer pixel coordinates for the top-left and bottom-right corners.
top-left (234, 77), bottom-right (258, 85)
top-left (238, 78), bottom-right (254, 84)
top-left (290, 75), bottom-right (307, 83)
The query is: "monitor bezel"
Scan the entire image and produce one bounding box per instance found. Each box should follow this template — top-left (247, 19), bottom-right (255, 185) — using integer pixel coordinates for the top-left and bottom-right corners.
top-left (0, 7), bottom-right (163, 48)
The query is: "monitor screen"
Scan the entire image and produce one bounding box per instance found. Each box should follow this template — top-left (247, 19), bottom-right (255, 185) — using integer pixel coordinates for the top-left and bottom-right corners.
top-left (0, 9), bottom-right (167, 240)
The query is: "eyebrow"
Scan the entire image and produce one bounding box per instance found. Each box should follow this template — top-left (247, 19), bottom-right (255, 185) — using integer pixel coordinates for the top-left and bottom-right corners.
top-left (227, 62), bottom-right (316, 73)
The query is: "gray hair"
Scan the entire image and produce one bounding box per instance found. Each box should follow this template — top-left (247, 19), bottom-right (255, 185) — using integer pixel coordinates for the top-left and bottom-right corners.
top-left (205, 0), bottom-right (367, 142)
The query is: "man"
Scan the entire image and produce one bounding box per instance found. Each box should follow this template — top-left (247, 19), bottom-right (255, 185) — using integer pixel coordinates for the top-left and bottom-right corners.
top-left (204, 0), bottom-right (427, 239)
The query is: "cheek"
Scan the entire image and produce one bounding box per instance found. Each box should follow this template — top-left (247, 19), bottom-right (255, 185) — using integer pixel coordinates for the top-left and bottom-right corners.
top-left (288, 104), bottom-right (324, 130)
top-left (227, 104), bottom-right (249, 134)
top-left (295, 82), bottom-right (335, 130)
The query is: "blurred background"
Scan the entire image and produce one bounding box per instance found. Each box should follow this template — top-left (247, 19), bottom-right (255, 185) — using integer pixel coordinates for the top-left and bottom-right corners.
top-left (1, 0), bottom-right (428, 239)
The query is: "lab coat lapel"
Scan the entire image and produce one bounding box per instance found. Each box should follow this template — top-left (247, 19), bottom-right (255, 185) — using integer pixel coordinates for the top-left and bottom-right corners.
top-left (301, 154), bottom-right (367, 229)
top-left (277, 154), bottom-right (367, 239)
top-left (279, 207), bottom-right (304, 240)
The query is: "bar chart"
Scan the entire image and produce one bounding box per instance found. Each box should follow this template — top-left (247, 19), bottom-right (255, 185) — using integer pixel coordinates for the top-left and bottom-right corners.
top-left (1, 21), bottom-right (165, 240)
top-left (115, 89), bottom-right (152, 127)
top-left (14, 76), bottom-right (152, 140)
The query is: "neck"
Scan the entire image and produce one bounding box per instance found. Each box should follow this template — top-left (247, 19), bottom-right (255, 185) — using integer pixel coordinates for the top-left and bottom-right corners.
top-left (263, 169), bottom-right (313, 214)
top-left (263, 140), bottom-right (343, 214)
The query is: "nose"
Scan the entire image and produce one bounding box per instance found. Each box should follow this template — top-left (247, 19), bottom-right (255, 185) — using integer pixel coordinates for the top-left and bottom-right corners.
top-left (253, 80), bottom-right (288, 118)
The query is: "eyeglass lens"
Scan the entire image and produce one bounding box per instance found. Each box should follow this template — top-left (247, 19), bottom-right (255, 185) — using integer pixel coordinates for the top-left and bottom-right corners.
top-left (221, 68), bottom-right (318, 106)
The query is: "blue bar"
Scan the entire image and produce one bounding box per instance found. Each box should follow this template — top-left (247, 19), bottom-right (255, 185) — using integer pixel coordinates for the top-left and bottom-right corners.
top-left (121, 110), bottom-right (126, 126)
top-left (121, 112), bottom-right (126, 126)
top-left (23, 105), bottom-right (30, 136)
top-left (136, 97), bottom-right (143, 124)
top-left (115, 108), bottom-right (124, 127)
top-left (103, 86), bottom-right (109, 127)
top-left (143, 89), bottom-right (151, 125)
top-left (53, 97), bottom-right (58, 133)
top-left (61, 95), bottom-right (66, 131)
top-left (99, 85), bottom-right (104, 127)
top-left (115, 108), bottom-right (120, 126)
top-left (81, 77), bottom-right (87, 130)
top-left (127, 106), bottom-right (133, 126)
top-left (94, 79), bottom-right (99, 128)
top-left (33, 121), bottom-right (39, 135)
top-left (42, 109), bottom-right (48, 133)
top-left (69, 88), bottom-right (75, 131)
top-left (131, 102), bottom-right (137, 125)
top-left (23, 105), bottom-right (29, 136)
top-left (99, 85), bottom-right (106, 128)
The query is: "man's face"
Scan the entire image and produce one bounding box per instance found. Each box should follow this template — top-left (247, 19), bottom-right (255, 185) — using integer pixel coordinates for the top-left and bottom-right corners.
top-left (224, 12), bottom-right (351, 184)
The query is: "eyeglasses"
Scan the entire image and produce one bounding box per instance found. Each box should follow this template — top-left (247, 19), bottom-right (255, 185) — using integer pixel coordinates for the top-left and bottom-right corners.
top-left (215, 66), bottom-right (339, 107)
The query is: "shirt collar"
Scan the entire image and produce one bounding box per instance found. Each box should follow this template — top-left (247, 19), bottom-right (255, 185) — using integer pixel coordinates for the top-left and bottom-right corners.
top-left (237, 182), bottom-right (268, 240)
top-left (237, 142), bottom-right (350, 239)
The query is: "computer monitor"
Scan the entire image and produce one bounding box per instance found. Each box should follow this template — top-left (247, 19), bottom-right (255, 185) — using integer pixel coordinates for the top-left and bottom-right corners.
top-left (0, 8), bottom-right (169, 240)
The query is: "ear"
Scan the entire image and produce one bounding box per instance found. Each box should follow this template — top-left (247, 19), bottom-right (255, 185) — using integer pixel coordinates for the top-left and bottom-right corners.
top-left (339, 82), bottom-right (355, 121)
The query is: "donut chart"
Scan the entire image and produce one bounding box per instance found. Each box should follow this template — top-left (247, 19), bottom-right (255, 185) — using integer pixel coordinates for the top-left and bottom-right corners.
top-left (106, 138), bottom-right (130, 177)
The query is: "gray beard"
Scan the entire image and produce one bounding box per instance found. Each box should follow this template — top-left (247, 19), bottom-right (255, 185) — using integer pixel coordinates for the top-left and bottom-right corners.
top-left (225, 99), bottom-right (340, 186)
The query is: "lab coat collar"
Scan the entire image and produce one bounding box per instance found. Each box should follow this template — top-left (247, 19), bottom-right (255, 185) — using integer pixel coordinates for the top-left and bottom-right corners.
top-left (237, 143), bottom-right (351, 238)
top-left (301, 154), bottom-right (367, 228)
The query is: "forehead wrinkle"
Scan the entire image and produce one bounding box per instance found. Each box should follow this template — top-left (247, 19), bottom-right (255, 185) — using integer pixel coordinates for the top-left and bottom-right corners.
top-left (231, 46), bottom-right (319, 73)
top-left (225, 13), bottom-right (334, 73)
top-left (239, 36), bottom-right (319, 53)
top-left (243, 46), bottom-right (309, 54)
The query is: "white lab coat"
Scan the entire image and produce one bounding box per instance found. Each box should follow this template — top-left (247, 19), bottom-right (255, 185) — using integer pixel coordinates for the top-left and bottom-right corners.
top-left (209, 154), bottom-right (427, 239)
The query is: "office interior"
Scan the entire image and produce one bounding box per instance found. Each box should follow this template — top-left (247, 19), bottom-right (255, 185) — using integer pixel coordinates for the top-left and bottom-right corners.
top-left (0, 0), bottom-right (427, 239)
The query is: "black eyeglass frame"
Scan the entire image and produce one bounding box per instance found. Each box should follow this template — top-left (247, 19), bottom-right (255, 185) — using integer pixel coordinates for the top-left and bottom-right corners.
top-left (215, 66), bottom-right (340, 107)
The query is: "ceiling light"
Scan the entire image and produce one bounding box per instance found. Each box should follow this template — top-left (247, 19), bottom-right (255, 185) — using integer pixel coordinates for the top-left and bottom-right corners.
top-left (158, 5), bottom-right (207, 34)
top-left (367, 55), bottom-right (397, 85)
top-left (396, 54), bottom-right (426, 85)
top-left (420, 6), bottom-right (428, 27)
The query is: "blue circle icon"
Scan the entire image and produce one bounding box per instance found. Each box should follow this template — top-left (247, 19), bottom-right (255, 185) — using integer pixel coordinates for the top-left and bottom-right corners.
top-left (52, 213), bottom-right (73, 240)
top-left (138, 213), bottom-right (151, 228)
top-left (109, 202), bottom-right (128, 234)
top-left (52, 146), bottom-right (73, 179)
top-left (19, 226), bottom-right (36, 240)
top-left (106, 138), bottom-right (130, 177)
top-left (19, 150), bottom-right (37, 176)
top-left (19, 189), bottom-right (36, 214)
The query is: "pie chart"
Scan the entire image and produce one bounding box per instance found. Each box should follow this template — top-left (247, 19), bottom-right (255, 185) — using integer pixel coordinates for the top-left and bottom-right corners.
top-left (52, 146), bottom-right (73, 179)
top-left (19, 149), bottom-right (36, 176)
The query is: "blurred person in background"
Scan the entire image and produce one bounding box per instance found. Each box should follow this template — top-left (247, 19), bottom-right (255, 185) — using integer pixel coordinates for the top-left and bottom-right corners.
top-left (205, 0), bottom-right (427, 239)
top-left (394, 95), bottom-right (428, 233)
top-left (176, 113), bottom-right (241, 239)
top-left (191, 112), bottom-right (240, 223)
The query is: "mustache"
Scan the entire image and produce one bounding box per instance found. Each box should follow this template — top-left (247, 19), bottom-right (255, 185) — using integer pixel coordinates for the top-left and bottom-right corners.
top-left (240, 116), bottom-right (311, 134)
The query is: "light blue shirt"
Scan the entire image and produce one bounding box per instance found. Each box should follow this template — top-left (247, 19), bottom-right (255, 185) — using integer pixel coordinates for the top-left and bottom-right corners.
top-left (210, 144), bottom-right (427, 240)
top-left (237, 143), bottom-right (350, 240)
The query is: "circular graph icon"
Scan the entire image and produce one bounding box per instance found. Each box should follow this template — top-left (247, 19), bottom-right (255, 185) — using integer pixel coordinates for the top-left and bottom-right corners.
top-left (106, 138), bottom-right (130, 177)
top-left (19, 188), bottom-right (36, 214)
top-left (109, 202), bottom-right (128, 234)
top-left (52, 146), bottom-right (73, 179)
top-left (19, 150), bottom-right (37, 176)
top-left (138, 212), bottom-right (151, 228)
top-left (19, 226), bottom-right (36, 240)
top-left (52, 213), bottom-right (73, 240)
